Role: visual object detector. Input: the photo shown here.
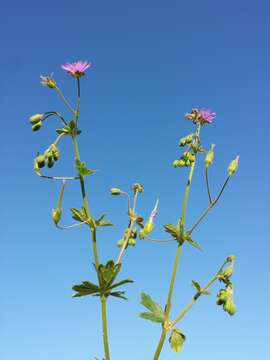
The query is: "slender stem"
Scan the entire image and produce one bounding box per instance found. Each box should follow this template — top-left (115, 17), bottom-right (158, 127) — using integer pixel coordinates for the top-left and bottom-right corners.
top-left (55, 86), bottom-right (76, 114)
top-left (116, 218), bottom-right (136, 264)
top-left (205, 167), bottom-right (212, 203)
top-left (101, 295), bottom-right (111, 360)
top-left (171, 260), bottom-right (227, 327)
top-left (153, 329), bottom-right (167, 360)
top-left (76, 77), bottom-right (81, 127)
top-left (188, 175), bottom-right (230, 235)
top-left (153, 125), bottom-right (201, 359)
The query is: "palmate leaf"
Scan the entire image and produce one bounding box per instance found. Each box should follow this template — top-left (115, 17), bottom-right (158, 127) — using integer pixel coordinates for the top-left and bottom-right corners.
top-left (139, 292), bottom-right (165, 323)
top-left (108, 278), bottom-right (134, 291)
top-left (110, 291), bottom-right (128, 300)
top-left (75, 159), bottom-right (95, 177)
top-left (95, 214), bottom-right (113, 227)
top-left (185, 236), bottom-right (202, 251)
top-left (140, 311), bottom-right (165, 323)
top-left (72, 281), bottom-right (100, 297)
top-left (164, 224), bottom-right (179, 240)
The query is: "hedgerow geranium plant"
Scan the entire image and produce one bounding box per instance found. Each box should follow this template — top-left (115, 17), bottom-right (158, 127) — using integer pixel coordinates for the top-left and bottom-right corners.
top-left (29, 60), bottom-right (239, 359)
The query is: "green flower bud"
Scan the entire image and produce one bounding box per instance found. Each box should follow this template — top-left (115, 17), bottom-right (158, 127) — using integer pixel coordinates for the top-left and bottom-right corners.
top-left (29, 113), bottom-right (44, 124)
top-left (128, 238), bottom-right (136, 246)
top-left (117, 239), bottom-right (124, 247)
top-left (228, 155), bottom-right (240, 176)
top-left (110, 188), bottom-right (122, 195)
top-left (216, 289), bottom-right (229, 305)
top-left (36, 155), bottom-right (46, 168)
top-left (47, 157), bottom-right (54, 168)
top-left (205, 144), bottom-right (215, 168)
top-left (132, 183), bottom-right (144, 193)
top-left (223, 298), bottom-right (236, 316)
top-left (31, 121), bottom-right (42, 131)
top-left (226, 255), bottom-right (236, 263)
top-left (50, 144), bottom-right (60, 161)
top-left (51, 208), bottom-right (62, 225)
top-left (222, 265), bottom-right (234, 279)
top-left (178, 134), bottom-right (193, 147)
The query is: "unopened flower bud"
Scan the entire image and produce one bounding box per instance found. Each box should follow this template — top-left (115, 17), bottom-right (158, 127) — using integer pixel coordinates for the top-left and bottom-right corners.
top-left (40, 74), bottom-right (57, 89)
top-left (117, 239), bottom-right (124, 247)
top-left (36, 155), bottom-right (46, 168)
top-left (222, 265), bottom-right (234, 279)
top-left (205, 144), bottom-right (215, 168)
top-left (47, 157), bottom-right (54, 168)
top-left (29, 113), bottom-right (44, 124)
top-left (178, 134), bottom-right (193, 147)
top-left (110, 188), bottom-right (122, 195)
top-left (223, 298), bottom-right (236, 316)
top-left (132, 183), bottom-right (144, 193)
top-left (226, 255), bottom-right (236, 263)
top-left (128, 238), bottom-right (136, 246)
top-left (31, 121), bottom-right (42, 131)
top-left (216, 289), bottom-right (229, 305)
top-left (228, 155), bottom-right (240, 176)
top-left (51, 208), bottom-right (62, 225)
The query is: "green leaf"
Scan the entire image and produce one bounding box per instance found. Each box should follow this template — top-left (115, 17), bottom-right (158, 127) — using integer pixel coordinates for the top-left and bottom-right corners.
top-left (192, 280), bottom-right (201, 292)
top-left (95, 214), bottom-right (113, 227)
top-left (140, 292), bottom-right (162, 313)
top-left (109, 291), bottom-right (128, 300)
top-left (139, 312), bottom-right (165, 323)
top-left (164, 224), bottom-right (179, 239)
top-left (169, 328), bottom-right (186, 353)
top-left (72, 281), bottom-right (100, 297)
top-left (139, 292), bottom-right (165, 323)
top-left (75, 159), bottom-right (95, 177)
top-left (185, 236), bottom-right (202, 251)
top-left (98, 261), bottom-right (121, 289)
top-left (202, 290), bottom-right (211, 296)
top-left (70, 207), bottom-right (87, 222)
top-left (108, 278), bottom-right (134, 291)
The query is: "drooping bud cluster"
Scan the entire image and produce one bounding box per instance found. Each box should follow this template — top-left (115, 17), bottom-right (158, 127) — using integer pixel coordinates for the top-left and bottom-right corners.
top-left (216, 256), bottom-right (236, 316)
top-left (173, 151), bottom-right (196, 168)
top-left (34, 144), bottom-right (60, 172)
top-left (29, 113), bottom-right (44, 131)
top-left (178, 133), bottom-right (194, 147)
top-left (117, 228), bottom-right (137, 247)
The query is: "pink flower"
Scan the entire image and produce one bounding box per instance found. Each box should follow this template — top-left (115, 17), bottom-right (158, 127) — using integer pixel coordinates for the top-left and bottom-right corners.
top-left (61, 60), bottom-right (91, 77)
top-left (198, 108), bottom-right (216, 124)
top-left (185, 108), bottom-right (216, 125)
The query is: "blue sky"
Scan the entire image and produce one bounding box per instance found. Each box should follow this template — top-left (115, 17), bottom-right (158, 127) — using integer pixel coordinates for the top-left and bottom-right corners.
top-left (1, 0), bottom-right (269, 359)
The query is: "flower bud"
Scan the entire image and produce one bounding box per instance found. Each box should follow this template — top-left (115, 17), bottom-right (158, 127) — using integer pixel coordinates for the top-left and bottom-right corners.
top-left (178, 134), bottom-right (193, 147)
top-left (29, 113), bottom-right (44, 124)
top-left (40, 74), bottom-right (57, 89)
top-left (31, 121), bottom-right (42, 131)
top-left (110, 188), bottom-right (122, 195)
top-left (132, 183), bottom-right (144, 193)
top-left (223, 298), bottom-right (236, 316)
top-left (36, 155), bottom-right (46, 168)
top-left (226, 255), bottom-right (236, 263)
top-left (117, 239), bottom-right (124, 247)
top-left (216, 289), bottom-right (229, 305)
top-left (228, 155), bottom-right (240, 176)
top-left (222, 265), bottom-right (234, 279)
top-left (51, 208), bottom-right (62, 225)
top-left (128, 238), bottom-right (136, 246)
top-left (47, 156), bottom-right (54, 168)
top-left (205, 144), bottom-right (215, 168)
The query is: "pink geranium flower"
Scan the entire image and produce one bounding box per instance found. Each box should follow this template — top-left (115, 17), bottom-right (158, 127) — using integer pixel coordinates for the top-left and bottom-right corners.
top-left (61, 60), bottom-right (91, 77)
top-left (198, 108), bottom-right (216, 124)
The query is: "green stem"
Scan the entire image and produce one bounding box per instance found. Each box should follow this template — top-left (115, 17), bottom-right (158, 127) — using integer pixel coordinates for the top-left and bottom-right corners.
top-left (101, 295), bottom-right (111, 360)
top-left (55, 86), bottom-right (76, 114)
top-left (171, 260), bottom-right (227, 327)
top-left (153, 125), bottom-right (201, 359)
top-left (188, 175), bottom-right (230, 235)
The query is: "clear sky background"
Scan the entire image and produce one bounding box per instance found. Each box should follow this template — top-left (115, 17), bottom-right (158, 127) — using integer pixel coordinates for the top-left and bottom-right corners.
top-left (1, 1), bottom-right (269, 359)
